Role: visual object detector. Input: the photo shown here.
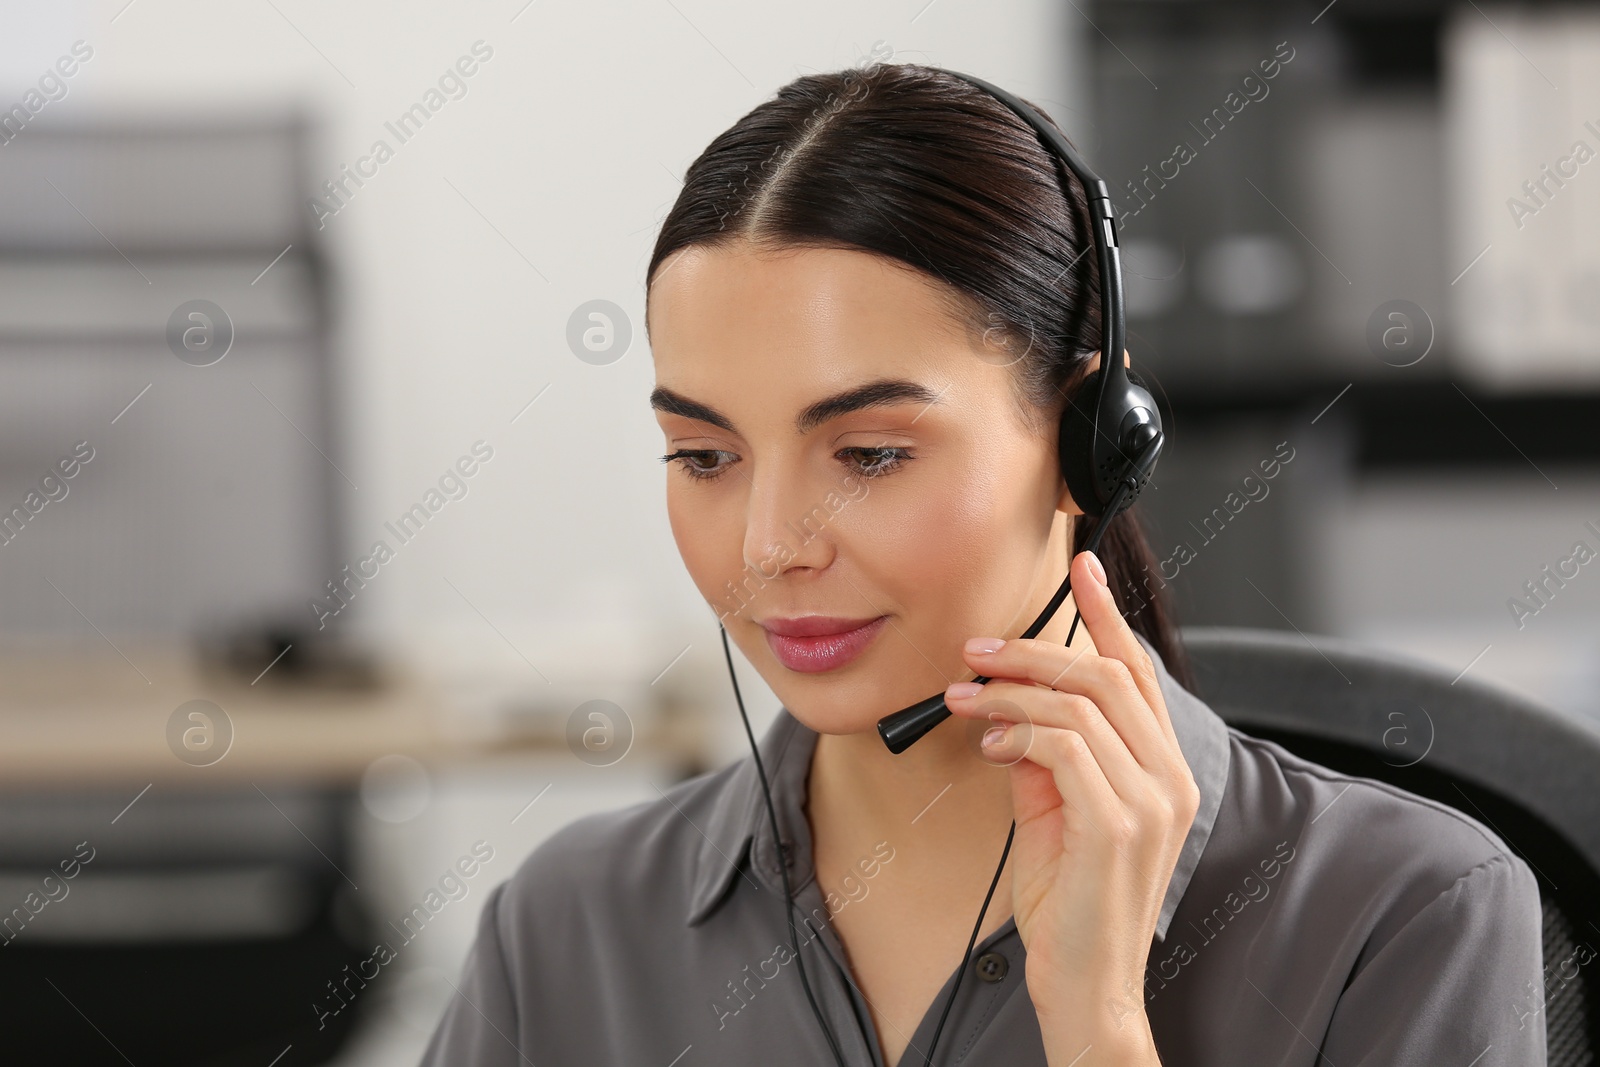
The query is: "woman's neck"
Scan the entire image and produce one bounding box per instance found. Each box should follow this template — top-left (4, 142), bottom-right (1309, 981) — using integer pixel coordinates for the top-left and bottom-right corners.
top-left (804, 713), bottom-right (1016, 916)
top-left (809, 717), bottom-right (1008, 837)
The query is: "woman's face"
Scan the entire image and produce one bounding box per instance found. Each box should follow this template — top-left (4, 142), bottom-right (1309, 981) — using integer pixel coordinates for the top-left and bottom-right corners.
top-left (647, 238), bottom-right (1081, 737)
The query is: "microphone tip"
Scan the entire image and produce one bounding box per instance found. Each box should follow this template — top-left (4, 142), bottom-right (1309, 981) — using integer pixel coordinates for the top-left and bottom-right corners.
top-left (876, 693), bottom-right (952, 754)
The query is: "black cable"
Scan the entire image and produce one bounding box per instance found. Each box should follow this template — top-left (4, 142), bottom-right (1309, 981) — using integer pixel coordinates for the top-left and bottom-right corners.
top-left (1063, 476), bottom-right (1131, 647)
top-left (922, 818), bottom-right (1015, 1067)
top-left (722, 623), bottom-right (855, 1067)
top-left (918, 543), bottom-right (1106, 1065)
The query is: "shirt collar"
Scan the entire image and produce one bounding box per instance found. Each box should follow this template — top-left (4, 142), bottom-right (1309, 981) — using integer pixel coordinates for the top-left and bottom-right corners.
top-left (685, 630), bottom-right (1232, 944)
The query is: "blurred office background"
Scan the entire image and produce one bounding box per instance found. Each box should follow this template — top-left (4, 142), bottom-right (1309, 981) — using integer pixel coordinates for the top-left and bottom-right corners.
top-left (0, 0), bottom-right (1594, 1062)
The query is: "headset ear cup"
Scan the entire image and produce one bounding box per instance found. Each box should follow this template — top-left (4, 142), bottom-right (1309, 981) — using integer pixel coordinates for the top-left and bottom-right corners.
top-left (1057, 367), bottom-right (1103, 517)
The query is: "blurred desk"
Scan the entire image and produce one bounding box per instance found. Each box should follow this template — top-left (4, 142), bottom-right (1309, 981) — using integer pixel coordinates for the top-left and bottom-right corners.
top-left (0, 640), bottom-right (708, 787)
top-left (0, 640), bottom-right (448, 787)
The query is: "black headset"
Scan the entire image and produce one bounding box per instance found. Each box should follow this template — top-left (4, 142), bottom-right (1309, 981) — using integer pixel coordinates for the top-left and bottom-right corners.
top-left (717, 66), bottom-right (1165, 1067)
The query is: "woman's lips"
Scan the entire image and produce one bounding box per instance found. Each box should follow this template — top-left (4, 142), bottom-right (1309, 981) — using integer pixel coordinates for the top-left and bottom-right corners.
top-left (761, 616), bottom-right (888, 673)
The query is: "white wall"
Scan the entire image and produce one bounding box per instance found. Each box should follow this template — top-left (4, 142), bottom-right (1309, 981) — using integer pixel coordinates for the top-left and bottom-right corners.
top-left (3, 0), bottom-right (1084, 753)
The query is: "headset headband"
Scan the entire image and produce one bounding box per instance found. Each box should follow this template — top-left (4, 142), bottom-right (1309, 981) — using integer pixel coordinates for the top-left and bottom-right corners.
top-left (942, 69), bottom-right (1139, 516)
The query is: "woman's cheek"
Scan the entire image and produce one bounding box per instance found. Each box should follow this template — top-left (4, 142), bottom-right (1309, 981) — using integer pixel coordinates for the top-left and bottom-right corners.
top-left (667, 490), bottom-right (741, 616)
top-left (850, 474), bottom-right (1000, 664)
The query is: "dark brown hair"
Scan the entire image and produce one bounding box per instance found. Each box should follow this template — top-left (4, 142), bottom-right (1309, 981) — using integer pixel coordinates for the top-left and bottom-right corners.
top-left (645, 62), bottom-right (1196, 693)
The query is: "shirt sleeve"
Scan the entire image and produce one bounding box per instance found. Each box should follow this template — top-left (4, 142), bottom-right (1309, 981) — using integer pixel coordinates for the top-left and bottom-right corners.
top-left (1319, 851), bottom-right (1548, 1066)
top-left (417, 879), bottom-right (526, 1067)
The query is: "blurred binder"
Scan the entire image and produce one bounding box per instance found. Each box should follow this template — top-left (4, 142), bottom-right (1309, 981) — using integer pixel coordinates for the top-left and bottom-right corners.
top-left (1444, 7), bottom-right (1600, 388)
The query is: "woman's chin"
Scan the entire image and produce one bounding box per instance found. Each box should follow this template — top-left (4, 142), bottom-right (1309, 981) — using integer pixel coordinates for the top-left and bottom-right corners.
top-left (768, 667), bottom-right (954, 739)
top-left (781, 701), bottom-right (892, 738)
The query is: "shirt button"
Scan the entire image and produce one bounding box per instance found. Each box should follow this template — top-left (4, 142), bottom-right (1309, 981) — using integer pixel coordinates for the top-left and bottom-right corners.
top-left (975, 952), bottom-right (1009, 982)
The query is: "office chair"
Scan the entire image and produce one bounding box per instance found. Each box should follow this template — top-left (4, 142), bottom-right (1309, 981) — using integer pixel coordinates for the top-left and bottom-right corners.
top-left (1181, 625), bottom-right (1600, 1067)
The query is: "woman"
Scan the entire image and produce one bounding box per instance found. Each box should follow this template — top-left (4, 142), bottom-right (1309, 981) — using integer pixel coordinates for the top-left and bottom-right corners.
top-left (421, 63), bottom-right (1545, 1066)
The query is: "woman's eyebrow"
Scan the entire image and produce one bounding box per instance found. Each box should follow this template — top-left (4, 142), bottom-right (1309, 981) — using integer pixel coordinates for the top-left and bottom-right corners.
top-left (648, 386), bottom-right (737, 432)
top-left (795, 378), bottom-right (946, 434)
top-left (649, 377), bottom-right (944, 436)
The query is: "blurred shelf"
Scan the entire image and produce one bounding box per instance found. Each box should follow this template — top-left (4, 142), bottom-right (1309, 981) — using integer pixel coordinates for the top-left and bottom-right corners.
top-left (1156, 375), bottom-right (1600, 469)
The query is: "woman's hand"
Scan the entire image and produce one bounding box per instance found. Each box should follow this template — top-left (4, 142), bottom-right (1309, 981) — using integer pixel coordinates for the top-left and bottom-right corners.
top-left (942, 549), bottom-right (1200, 1066)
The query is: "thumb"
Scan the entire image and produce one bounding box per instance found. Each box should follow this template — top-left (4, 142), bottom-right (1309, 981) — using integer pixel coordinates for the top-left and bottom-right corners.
top-left (1070, 548), bottom-right (1119, 631)
top-left (1071, 547), bottom-right (1147, 668)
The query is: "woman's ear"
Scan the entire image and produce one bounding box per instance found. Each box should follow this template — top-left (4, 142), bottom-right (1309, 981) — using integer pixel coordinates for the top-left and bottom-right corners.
top-left (1079, 348), bottom-right (1133, 377)
top-left (1056, 477), bottom-right (1082, 516)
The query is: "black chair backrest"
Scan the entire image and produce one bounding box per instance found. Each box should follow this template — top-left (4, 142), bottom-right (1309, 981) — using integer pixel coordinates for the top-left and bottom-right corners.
top-left (1181, 625), bottom-right (1600, 1067)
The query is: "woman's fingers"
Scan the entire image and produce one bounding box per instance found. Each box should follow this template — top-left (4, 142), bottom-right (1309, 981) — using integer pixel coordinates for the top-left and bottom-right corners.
top-left (952, 635), bottom-right (1166, 771)
top-left (955, 679), bottom-right (1147, 806)
top-left (1067, 550), bottom-right (1177, 746)
top-left (1004, 726), bottom-right (1132, 851)
top-left (944, 550), bottom-right (1201, 826)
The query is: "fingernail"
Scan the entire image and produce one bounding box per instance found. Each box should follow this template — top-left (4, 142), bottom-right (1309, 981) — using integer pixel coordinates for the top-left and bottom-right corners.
top-left (946, 681), bottom-right (984, 700)
top-left (1085, 550), bottom-right (1107, 588)
top-left (965, 637), bottom-right (1006, 655)
top-left (982, 725), bottom-right (1008, 748)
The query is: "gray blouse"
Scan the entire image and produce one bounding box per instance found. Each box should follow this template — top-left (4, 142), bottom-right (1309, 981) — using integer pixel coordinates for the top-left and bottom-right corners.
top-left (419, 632), bottom-right (1547, 1065)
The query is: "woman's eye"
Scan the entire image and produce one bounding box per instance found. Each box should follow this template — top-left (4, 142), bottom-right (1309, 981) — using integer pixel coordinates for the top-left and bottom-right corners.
top-left (841, 446), bottom-right (911, 477)
top-left (660, 449), bottom-right (734, 481)
top-left (660, 446), bottom-right (912, 482)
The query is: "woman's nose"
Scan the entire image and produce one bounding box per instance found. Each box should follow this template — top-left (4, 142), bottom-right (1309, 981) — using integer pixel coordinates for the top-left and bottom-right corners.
top-left (741, 465), bottom-right (836, 578)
